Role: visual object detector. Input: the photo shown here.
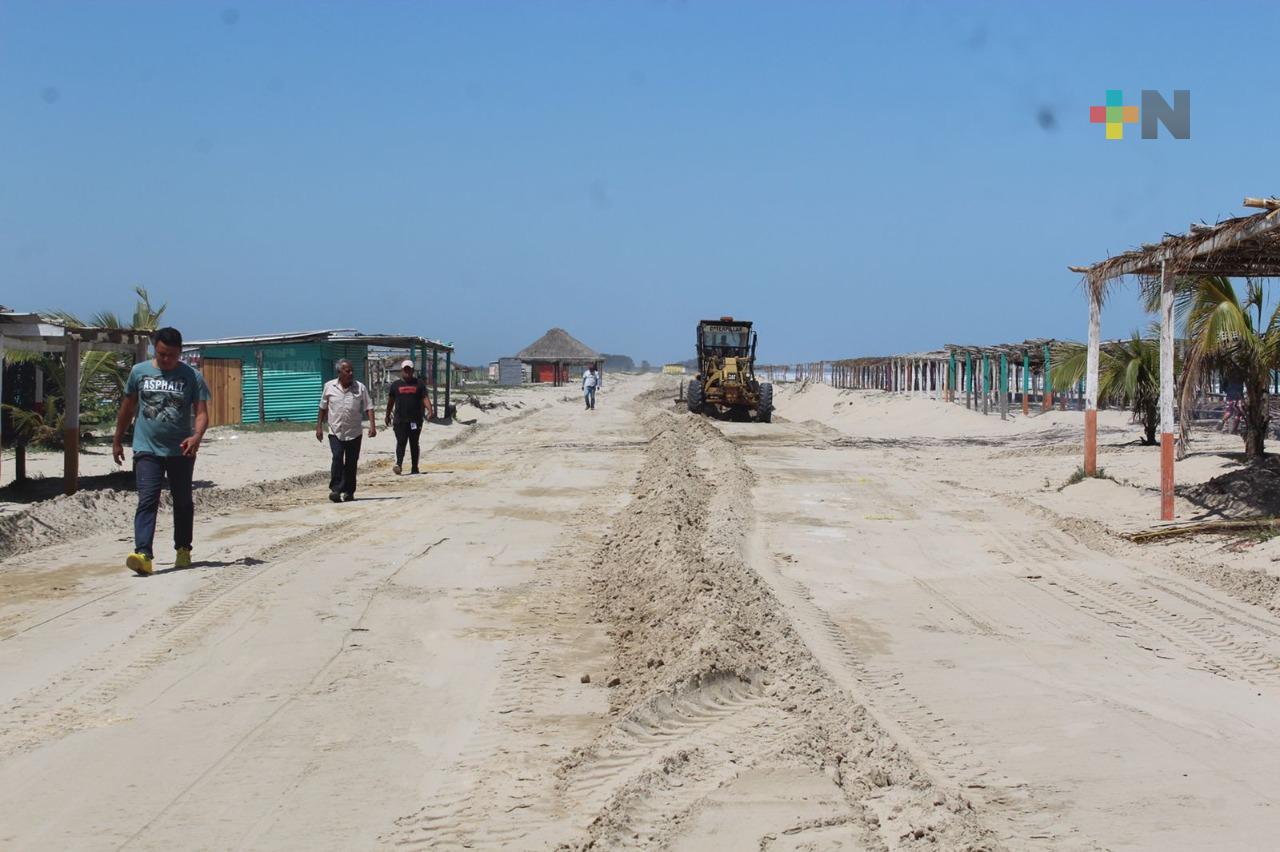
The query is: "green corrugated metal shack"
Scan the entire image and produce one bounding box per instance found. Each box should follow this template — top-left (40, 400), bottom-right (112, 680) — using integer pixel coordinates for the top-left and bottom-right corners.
top-left (187, 330), bottom-right (454, 426)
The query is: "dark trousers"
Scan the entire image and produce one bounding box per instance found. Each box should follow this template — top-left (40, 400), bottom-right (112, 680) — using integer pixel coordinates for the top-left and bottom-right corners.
top-left (134, 453), bottom-right (195, 559)
top-left (584, 386), bottom-right (597, 409)
top-left (394, 421), bottom-right (422, 469)
top-left (328, 434), bottom-right (362, 496)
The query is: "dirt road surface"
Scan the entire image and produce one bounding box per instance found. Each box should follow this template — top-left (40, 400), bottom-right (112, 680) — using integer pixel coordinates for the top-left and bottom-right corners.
top-left (2, 375), bottom-right (1278, 850)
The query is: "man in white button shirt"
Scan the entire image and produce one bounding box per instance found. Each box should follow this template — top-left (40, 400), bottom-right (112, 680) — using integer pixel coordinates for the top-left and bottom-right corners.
top-left (315, 359), bottom-right (377, 502)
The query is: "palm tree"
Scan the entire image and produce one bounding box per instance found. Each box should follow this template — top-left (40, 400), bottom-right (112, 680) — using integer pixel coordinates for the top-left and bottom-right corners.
top-left (1175, 275), bottom-right (1277, 460)
top-left (51, 286), bottom-right (166, 331)
top-left (1052, 331), bottom-right (1165, 445)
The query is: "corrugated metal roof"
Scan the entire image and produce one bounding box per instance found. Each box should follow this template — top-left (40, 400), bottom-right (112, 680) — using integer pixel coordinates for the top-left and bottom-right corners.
top-left (187, 329), bottom-right (356, 347)
top-left (187, 329), bottom-right (453, 353)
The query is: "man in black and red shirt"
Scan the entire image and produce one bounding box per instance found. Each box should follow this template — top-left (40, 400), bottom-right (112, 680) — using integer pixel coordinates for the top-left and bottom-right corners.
top-left (384, 359), bottom-right (433, 475)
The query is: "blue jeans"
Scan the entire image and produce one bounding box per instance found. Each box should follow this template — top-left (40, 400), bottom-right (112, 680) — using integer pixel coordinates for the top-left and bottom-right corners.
top-left (134, 453), bottom-right (196, 559)
top-left (584, 386), bottom-right (596, 409)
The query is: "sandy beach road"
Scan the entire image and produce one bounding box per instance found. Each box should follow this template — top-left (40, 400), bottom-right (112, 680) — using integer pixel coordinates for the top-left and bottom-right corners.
top-left (719, 413), bottom-right (1280, 851)
top-left (0, 379), bottom-right (645, 850)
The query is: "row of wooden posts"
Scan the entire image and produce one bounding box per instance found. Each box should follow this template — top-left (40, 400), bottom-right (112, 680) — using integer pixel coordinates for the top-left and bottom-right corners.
top-left (767, 349), bottom-right (1091, 420)
top-left (761, 363), bottom-right (826, 382)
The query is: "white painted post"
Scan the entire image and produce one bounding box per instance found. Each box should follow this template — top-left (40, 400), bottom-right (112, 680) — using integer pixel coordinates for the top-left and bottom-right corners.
top-left (1159, 261), bottom-right (1175, 520)
top-left (1085, 278), bottom-right (1102, 476)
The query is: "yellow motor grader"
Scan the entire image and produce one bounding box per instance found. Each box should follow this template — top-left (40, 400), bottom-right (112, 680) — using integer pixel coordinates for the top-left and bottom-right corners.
top-left (687, 317), bottom-right (773, 422)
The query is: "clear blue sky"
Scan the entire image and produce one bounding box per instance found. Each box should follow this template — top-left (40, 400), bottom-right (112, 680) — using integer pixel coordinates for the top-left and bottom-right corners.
top-left (2, 1), bottom-right (1277, 366)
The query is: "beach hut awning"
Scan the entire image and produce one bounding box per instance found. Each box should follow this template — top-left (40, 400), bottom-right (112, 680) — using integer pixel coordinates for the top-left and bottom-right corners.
top-left (1070, 198), bottom-right (1280, 282)
top-left (0, 312), bottom-right (153, 353)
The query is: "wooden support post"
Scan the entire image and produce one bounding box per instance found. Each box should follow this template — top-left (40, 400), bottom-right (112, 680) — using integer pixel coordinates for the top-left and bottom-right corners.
top-left (965, 352), bottom-right (973, 409)
top-left (1000, 353), bottom-right (1008, 420)
top-left (432, 347), bottom-right (441, 408)
top-left (63, 336), bottom-right (81, 495)
top-left (1043, 344), bottom-right (1053, 411)
top-left (1085, 279), bottom-right (1101, 476)
top-left (444, 348), bottom-right (452, 416)
top-left (256, 350), bottom-right (265, 424)
top-left (1159, 261), bottom-right (1176, 521)
top-left (984, 354), bottom-right (990, 414)
top-left (1022, 350), bottom-right (1030, 416)
top-left (999, 355), bottom-right (1007, 419)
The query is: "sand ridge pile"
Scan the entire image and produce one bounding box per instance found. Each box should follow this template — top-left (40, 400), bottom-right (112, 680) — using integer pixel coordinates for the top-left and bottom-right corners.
top-left (568, 406), bottom-right (998, 850)
top-left (0, 468), bottom-right (337, 563)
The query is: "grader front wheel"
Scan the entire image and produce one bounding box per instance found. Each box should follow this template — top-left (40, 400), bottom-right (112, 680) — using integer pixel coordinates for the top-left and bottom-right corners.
top-left (687, 379), bottom-right (705, 414)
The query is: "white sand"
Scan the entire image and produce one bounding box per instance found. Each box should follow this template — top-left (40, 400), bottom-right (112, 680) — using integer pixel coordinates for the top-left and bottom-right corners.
top-left (1, 375), bottom-right (1277, 850)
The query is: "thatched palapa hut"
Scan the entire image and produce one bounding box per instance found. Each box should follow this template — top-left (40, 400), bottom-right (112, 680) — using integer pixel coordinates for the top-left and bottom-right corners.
top-left (516, 328), bottom-right (602, 386)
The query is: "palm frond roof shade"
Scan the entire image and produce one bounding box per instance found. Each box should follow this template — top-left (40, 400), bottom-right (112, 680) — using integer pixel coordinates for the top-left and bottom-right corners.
top-left (1071, 198), bottom-right (1280, 282)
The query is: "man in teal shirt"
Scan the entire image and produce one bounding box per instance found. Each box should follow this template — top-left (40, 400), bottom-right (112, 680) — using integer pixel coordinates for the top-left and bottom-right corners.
top-left (112, 327), bottom-right (211, 576)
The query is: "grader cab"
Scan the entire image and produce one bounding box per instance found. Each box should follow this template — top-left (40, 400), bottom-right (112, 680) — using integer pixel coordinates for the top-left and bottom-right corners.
top-left (687, 317), bottom-right (773, 422)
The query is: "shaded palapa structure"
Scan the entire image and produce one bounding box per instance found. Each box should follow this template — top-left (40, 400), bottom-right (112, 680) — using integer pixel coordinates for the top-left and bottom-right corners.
top-left (516, 328), bottom-right (602, 386)
top-left (1, 311), bottom-right (153, 493)
top-left (1070, 195), bottom-right (1280, 520)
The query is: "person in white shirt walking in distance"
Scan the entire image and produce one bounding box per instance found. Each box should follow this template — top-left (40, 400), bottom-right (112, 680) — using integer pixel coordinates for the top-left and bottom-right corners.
top-left (583, 364), bottom-right (600, 411)
top-left (316, 360), bottom-right (377, 502)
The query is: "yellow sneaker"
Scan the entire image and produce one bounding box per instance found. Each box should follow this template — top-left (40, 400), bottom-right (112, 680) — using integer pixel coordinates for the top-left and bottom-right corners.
top-left (175, 547), bottom-right (192, 570)
top-left (126, 552), bottom-right (154, 576)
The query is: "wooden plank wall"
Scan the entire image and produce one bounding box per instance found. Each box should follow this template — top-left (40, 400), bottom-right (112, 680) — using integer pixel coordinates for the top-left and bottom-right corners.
top-left (201, 358), bottom-right (243, 426)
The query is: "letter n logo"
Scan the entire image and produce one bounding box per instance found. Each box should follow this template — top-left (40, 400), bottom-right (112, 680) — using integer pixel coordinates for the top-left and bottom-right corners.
top-left (1141, 90), bottom-right (1190, 139)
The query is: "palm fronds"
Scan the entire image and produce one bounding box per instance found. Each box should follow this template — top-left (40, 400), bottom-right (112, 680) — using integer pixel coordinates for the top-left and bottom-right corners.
top-left (1179, 275), bottom-right (1274, 459)
top-left (1051, 332), bottom-right (1164, 445)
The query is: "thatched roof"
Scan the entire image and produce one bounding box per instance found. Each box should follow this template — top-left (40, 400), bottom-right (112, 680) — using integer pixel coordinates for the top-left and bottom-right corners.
top-left (516, 328), bottom-right (601, 363)
top-left (1071, 197), bottom-right (1280, 283)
